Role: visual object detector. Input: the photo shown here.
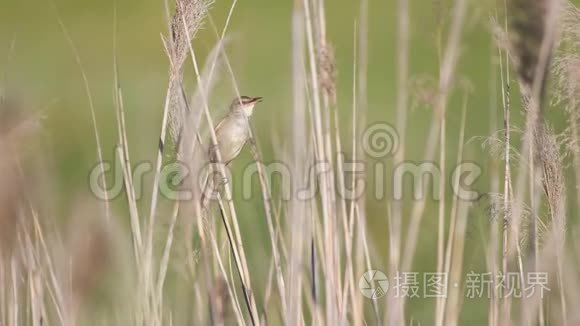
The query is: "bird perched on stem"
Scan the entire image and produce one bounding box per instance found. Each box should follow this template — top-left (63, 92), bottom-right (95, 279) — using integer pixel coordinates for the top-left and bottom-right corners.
top-left (200, 96), bottom-right (262, 208)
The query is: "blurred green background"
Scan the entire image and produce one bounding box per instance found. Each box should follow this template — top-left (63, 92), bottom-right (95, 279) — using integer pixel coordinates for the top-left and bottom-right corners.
top-left (1, 0), bottom-right (577, 324)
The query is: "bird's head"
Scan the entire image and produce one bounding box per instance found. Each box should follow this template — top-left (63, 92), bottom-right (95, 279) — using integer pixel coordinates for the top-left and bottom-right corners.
top-left (230, 96), bottom-right (262, 117)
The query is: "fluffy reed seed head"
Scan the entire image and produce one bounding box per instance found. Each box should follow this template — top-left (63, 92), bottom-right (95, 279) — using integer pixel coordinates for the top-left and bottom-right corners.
top-left (509, 0), bottom-right (557, 100)
top-left (170, 0), bottom-right (211, 72)
top-left (168, 0), bottom-right (212, 145)
top-left (317, 42), bottom-right (337, 106)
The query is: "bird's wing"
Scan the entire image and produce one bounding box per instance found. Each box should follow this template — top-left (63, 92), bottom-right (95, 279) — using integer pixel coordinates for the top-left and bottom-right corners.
top-left (208, 114), bottom-right (230, 161)
top-left (214, 112), bottom-right (229, 134)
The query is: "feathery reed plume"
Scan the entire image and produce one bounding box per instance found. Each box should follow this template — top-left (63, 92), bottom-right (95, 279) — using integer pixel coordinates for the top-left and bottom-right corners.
top-left (167, 0), bottom-right (212, 144)
top-left (170, 0), bottom-right (210, 70)
top-left (317, 42), bottom-right (337, 106)
top-left (536, 126), bottom-right (566, 242)
top-left (507, 0), bottom-right (564, 322)
top-left (509, 0), bottom-right (556, 101)
top-left (507, 0), bottom-right (560, 251)
top-left (485, 192), bottom-right (549, 251)
top-left (552, 1), bottom-right (580, 211)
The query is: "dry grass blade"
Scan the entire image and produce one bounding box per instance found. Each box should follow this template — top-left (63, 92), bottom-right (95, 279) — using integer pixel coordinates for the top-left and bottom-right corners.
top-left (303, 0), bottom-right (341, 322)
top-left (387, 0), bottom-right (409, 323)
top-left (52, 3), bottom-right (111, 222)
top-left (287, 1), bottom-right (310, 324)
top-left (142, 1), bottom-right (212, 324)
top-left (155, 41), bottom-right (224, 310)
top-left (113, 7), bottom-right (143, 264)
top-left (401, 0), bottom-right (468, 275)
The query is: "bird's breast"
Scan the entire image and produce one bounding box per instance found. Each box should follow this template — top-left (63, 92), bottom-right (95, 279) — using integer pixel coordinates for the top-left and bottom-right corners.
top-left (213, 116), bottom-right (250, 163)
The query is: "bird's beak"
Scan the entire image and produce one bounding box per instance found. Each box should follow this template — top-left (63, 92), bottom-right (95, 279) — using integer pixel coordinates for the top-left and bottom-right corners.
top-left (252, 97), bottom-right (263, 103)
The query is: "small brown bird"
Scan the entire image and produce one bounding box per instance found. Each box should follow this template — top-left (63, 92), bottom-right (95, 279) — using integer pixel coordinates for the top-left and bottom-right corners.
top-left (201, 95), bottom-right (262, 208)
top-left (209, 96), bottom-right (262, 165)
